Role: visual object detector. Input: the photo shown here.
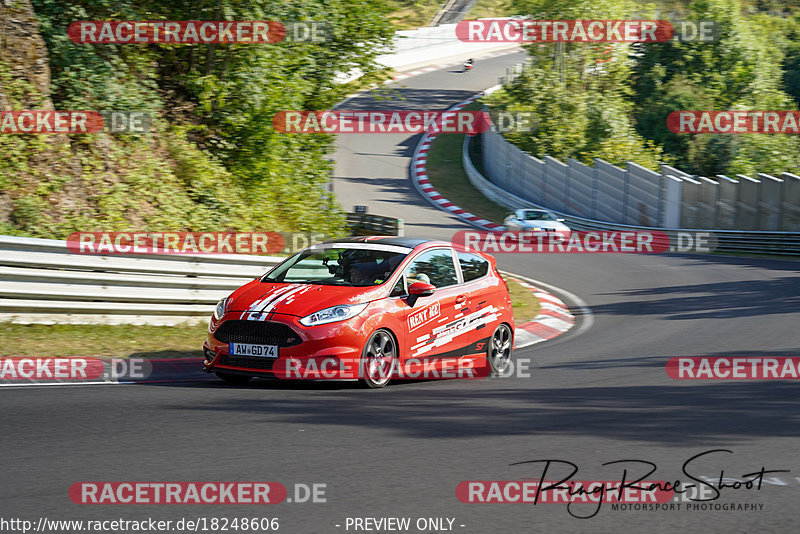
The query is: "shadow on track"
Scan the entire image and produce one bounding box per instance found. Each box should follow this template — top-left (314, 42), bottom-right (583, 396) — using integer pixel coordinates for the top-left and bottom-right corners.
top-left (588, 255), bottom-right (800, 320)
top-left (159, 377), bottom-right (800, 445)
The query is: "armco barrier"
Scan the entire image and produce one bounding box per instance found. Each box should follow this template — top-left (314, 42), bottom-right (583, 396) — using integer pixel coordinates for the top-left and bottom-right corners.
top-left (0, 211), bottom-right (404, 325)
top-left (464, 136), bottom-right (800, 255)
top-left (346, 212), bottom-right (404, 236)
top-left (0, 235), bottom-right (282, 325)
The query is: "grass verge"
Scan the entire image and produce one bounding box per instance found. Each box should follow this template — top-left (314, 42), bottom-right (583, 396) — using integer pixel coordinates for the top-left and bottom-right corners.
top-left (1, 322), bottom-right (208, 358)
top-left (504, 276), bottom-right (541, 326)
top-left (424, 102), bottom-right (510, 225)
top-left (387, 0), bottom-right (512, 29)
top-left (0, 279), bottom-right (539, 356)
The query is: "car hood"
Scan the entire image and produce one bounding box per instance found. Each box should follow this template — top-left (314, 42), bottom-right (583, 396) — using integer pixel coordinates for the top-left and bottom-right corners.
top-left (225, 280), bottom-right (384, 318)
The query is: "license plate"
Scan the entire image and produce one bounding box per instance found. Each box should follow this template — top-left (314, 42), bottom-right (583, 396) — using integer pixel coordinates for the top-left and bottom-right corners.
top-left (228, 343), bottom-right (278, 358)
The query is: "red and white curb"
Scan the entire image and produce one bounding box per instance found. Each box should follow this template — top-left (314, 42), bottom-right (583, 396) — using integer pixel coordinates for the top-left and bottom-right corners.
top-left (411, 93), bottom-right (506, 231)
top-left (506, 276), bottom-right (575, 349)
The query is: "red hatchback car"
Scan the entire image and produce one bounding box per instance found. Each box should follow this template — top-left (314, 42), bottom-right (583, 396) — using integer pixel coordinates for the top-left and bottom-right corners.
top-left (203, 237), bottom-right (514, 387)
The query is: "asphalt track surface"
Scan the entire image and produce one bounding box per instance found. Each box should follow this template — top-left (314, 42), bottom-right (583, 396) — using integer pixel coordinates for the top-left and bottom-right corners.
top-left (3, 53), bottom-right (800, 533)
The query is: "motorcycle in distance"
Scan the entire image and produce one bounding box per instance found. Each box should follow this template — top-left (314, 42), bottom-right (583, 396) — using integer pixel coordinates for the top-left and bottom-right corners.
top-left (463, 58), bottom-right (474, 72)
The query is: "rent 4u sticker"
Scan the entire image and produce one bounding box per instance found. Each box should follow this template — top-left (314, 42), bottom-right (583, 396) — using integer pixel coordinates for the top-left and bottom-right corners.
top-left (408, 301), bottom-right (441, 332)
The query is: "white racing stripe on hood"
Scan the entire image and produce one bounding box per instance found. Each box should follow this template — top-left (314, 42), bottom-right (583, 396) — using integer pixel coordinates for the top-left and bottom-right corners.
top-left (259, 284), bottom-right (312, 316)
top-left (240, 284), bottom-right (300, 320)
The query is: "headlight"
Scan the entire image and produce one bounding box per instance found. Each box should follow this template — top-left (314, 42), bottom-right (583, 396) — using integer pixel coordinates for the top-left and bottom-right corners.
top-left (299, 303), bottom-right (368, 327)
top-left (213, 297), bottom-right (229, 321)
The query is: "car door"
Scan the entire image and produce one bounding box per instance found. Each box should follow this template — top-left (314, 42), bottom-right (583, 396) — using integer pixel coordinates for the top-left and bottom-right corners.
top-left (400, 248), bottom-right (466, 362)
top-left (455, 250), bottom-right (495, 351)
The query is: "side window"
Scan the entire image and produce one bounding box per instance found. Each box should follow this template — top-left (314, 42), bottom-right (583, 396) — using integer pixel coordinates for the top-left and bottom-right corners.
top-left (405, 249), bottom-right (458, 288)
top-left (390, 277), bottom-right (406, 297)
top-left (458, 251), bottom-right (489, 282)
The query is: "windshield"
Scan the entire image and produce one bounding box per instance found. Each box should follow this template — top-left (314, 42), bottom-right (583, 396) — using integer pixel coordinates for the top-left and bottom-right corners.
top-left (262, 246), bottom-right (409, 287)
top-left (522, 210), bottom-right (556, 221)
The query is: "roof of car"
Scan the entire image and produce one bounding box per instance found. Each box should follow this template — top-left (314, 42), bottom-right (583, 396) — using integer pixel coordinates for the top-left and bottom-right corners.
top-left (317, 236), bottom-right (495, 261)
top-left (321, 236), bottom-right (434, 249)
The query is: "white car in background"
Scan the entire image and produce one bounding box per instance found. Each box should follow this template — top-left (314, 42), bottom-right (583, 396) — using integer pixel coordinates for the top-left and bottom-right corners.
top-left (503, 209), bottom-right (572, 238)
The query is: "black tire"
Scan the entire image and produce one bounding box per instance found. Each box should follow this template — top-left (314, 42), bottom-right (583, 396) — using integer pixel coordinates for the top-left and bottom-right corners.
top-left (488, 323), bottom-right (513, 376)
top-left (360, 329), bottom-right (397, 388)
top-left (215, 372), bottom-right (251, 386)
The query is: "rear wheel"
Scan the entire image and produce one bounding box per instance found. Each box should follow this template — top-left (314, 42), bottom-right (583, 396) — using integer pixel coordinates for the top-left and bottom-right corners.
top-left (215, 372), bottom-right (251, 386)
top-left (488, 323), bottom-right (513, 375)
top-left (360, 329), bottom-right (397, 388)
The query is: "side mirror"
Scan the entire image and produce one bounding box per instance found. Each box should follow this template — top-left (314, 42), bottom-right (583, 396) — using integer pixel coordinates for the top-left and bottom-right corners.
top-left (557, 218), bottom-right (566, 222)
top-left (408, 281), bottom-right (435, 297)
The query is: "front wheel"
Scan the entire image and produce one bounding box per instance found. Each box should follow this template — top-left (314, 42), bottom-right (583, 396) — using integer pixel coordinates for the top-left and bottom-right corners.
top-left (360, 329), bottom-right (397, 388)
top-left (488, 323), bottom-right (513, 375)
top-left (215, 372), bottom-right (251, 386)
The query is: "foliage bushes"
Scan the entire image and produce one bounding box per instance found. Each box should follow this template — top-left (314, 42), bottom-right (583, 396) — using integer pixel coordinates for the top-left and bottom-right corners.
top-left (1, 0), bottom-right (395, 238)
top-left (489, 0), bottom-right (800, 176)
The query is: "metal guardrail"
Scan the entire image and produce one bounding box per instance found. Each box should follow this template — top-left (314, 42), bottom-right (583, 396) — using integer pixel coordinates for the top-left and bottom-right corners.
top-left (0, 235), bottom-right (283, 325)
top-left (0, 216), bottom-right (405, 326)
top-left (463, 136), bottom-right (800, 256)
top-left (346, 212), bottom-right (404, 236)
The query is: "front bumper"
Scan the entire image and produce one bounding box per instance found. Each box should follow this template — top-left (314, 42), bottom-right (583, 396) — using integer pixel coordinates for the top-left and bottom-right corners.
top-left (203, 312), bottom-right (364, 380)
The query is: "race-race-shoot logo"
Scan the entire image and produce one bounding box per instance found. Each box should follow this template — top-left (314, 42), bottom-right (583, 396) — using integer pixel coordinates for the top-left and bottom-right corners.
top-left (458, 450), bottom-right (788, 519)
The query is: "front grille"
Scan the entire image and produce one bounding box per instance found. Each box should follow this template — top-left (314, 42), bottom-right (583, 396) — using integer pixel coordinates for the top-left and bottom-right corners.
top-left (218, 355), bottom-right (277, 371)
top-left (214, 320), bottom-right (302, 347)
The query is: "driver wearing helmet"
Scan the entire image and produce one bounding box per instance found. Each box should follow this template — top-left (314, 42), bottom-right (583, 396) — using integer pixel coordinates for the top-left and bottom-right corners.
top-left (347, 255), bottom-right (380, 285)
